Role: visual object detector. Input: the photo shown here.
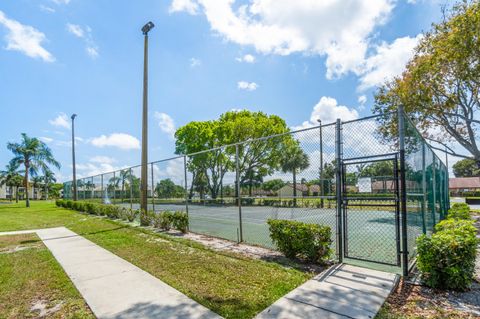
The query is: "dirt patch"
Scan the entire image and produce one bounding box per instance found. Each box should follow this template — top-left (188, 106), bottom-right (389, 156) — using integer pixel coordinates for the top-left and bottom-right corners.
top-left (163, 229), bottom-right (325, 272)
top-left (30, 300), bottom-right (63, 318)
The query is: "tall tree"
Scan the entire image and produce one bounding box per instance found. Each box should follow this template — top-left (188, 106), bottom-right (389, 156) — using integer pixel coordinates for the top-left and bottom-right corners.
top-left (280, 142), bottom-right (310, 207)
top-left (0, 163), bottom-right (21, 202)
top-left (118, 169), bottom-right (132, 203)
top-left (453, 158), bottom-right (480, 177)
top-left (31, 176), bottom-right (43, 199)
top-left (7, 134), bottom-right (60, 207)
top-left (217, 110), bottom-right (293, 192)
top-left (374, 1), bottom-right (480, 165)
top-left (41, 167), bottom-right (56, 200)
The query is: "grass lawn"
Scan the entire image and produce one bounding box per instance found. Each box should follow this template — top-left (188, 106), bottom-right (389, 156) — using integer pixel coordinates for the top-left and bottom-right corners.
top-left (0, 233), bottom-right (94, 318)
top-left (0, 201), bottom-right (312, 319)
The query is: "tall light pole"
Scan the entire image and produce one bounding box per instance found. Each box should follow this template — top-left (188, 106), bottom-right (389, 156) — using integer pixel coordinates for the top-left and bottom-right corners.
top-left (317, 119), bottom-right (324, 208)
top-left (140, 21), bottom-right (154, 218)
top-left (71, 114), bottom-right (78, 201)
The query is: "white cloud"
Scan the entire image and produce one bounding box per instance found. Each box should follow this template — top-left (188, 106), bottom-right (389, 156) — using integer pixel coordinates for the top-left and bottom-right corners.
top-left (75, 162), bottom-right (124, 178)
top-left (358, 95), bottom-right (367, 110)
top-left (51, 0), bottom-right (71, 4)
top-left (89, 156), bottom-right (116, 165)
top-left (236, 54), bottom-right (255, 63)
top-left (0, 10), bottom-right (54, 62)
top-left (154, 112), bottom-right (176, 138)
top-left (190, 57), bottom-right (201, 67)
top-left (152, 158), bottom-right (185, 186)
top-left (86, 46), bottom-right (99, 58)
top-left (294, 96), bottom-right (359, 130)
top-left (171, 0), bottom-right (394, 79)
top-left (39, 5), bottom-right (56, 13)
top-left (39, 136), bottom-right (54, 143)
top-left (358, 35), bottom-right (422, 91)
top-left (169, 0), bottom-right (199, 15)
top-left (66, 23), bottom-right (99, 59)
top-left (49, 113), bottom-right (70, 129)
top-left (66, 23), bottom-right (84, 38)
top-left (90, 133), bottom-right (140, 150)
top-left (237, 81), bottom-right (258, 91)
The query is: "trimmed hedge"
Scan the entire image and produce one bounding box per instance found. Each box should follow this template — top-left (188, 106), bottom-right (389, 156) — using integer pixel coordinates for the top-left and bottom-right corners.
top-left (55, 200), bottom-right (188, 233)
top-left (416, 203), bottom-right (478, 290)
top-left (267, 219), bottom-right (332, 263)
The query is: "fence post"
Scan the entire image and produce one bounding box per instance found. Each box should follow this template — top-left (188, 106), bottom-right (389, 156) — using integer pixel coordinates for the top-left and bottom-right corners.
top-left (398, 106), bottom-right (409, 276)
top-left (432, 157), bottom-right (437, 225)
top-left (335, 118), bottom-right (343, 263)
top-left (113, 171), bottom-right (116, 203)
top-left (129, 168), bottom-right (133, 210)
top-left (101, 174), bottom-right (104, 204)
top-left (319, 120), bottom-right (324, 209)
top-left (183, 156), bottom-right (189, 229)
top-left (421, 142), bottom-right (427, 234)
top-left (235, 144), bottom-right (243, 242)
top-left (151, 163), bottom-right (155, 212)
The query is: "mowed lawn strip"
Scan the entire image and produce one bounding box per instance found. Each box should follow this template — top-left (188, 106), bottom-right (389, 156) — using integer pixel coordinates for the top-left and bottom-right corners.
top-left (0, 202), bottom-right (312, 319)
top-left (0, 233), bottom-right (94, 319)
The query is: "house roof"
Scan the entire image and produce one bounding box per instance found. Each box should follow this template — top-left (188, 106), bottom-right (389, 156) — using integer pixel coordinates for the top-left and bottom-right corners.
top-left (449, 177), bottom-right (480, 189)
top-left (281, 184), bottom-right (320, 192)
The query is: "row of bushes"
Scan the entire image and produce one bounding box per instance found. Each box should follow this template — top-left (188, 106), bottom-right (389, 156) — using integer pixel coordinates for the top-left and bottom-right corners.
top-left (55, 199), bottom-right (188, 233)
top-left (267, 219), bottom-right (332, 264)
top-left (416, 202), bottom-right (478, 290)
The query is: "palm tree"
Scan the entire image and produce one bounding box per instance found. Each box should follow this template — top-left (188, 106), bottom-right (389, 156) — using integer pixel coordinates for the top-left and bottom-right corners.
top-left (118, 170), bottom-right (132, 203)
top-left (41, 168), bottom-right (56, 200)
top-left (31, 176), bottom-right (44, 199)
top-left (281, 143), bottom-right (310, 207)
top-left (7, 134), bottom-right (60, 207)
top-left (0, 163), bottom-right (21, 202)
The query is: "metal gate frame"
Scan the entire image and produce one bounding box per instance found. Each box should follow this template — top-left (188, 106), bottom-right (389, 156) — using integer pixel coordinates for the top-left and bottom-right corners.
top-left (340, 153), bottom-right (401, 267)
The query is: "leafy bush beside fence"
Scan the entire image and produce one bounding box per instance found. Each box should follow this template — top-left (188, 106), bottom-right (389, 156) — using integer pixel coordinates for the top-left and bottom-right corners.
top-left (267, 219), bottom-right (332, 263)
top-left (55, 200), bottom-right (188, 233)
top-left (417, 203), bottom-right (478, 290)
top-left (447, 203), bottom-right (471, 220)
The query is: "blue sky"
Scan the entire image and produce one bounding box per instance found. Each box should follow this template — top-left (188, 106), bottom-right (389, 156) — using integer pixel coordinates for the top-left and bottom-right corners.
top-left (0, 0), bottom-right (445, 181)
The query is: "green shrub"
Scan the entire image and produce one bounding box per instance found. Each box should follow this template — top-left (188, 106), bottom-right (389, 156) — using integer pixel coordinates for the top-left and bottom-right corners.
top-left (84, 202), bottom-right (96, 215)
top-left (139, 210), bottom-right (155, 226)
top-left (71, 201), bottom-right (85, 212)
top-left (124, 209), bottom-right (139, 222)
top-left (172, 211), bottom-right (188, 233)
top-left (417, 218), bottom-right (478, 290)
top-left (267, 219), bottom-right (332, 263)
top-left (448, 203), bottom-right (471, 220)
top-left (158, 211), bottom-right (174, 230)
top-left (65, 200), bottom-right (74, 209)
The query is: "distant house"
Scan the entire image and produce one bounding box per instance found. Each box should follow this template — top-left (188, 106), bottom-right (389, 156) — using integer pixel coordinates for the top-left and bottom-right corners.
top-left (277, 184), bottom-right (321, 197)
top-left (449, 177), bottom-right (480, 195)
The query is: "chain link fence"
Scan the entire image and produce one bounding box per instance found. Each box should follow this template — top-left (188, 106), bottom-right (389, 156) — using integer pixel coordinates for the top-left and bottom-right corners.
top-left (63, 111), bottom-right (449, 273)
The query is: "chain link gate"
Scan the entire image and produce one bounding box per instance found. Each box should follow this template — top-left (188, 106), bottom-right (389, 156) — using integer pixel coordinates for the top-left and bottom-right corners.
top-left (341, 154), bottom-right (401, 266)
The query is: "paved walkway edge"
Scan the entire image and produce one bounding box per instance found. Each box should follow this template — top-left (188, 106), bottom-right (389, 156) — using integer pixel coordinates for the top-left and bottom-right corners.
top-left (1, 227), bottom-right (222, 319)
top-left (256, 263), bottom-right (399, 319)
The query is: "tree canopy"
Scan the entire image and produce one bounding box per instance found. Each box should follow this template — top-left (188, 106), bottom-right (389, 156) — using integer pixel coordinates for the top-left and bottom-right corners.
top-left (374, 1), bottom-right (480, 166)
top-left (453, 158), bottom-right (480, 177)
top-left (175, 110), bottom-right (294, 198)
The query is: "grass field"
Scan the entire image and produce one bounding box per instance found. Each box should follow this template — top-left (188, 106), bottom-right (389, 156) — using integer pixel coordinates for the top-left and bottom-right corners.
top-left (0, 233), bottom-right (94, 318)
top-left (0, 201), bottom-right (312, 319)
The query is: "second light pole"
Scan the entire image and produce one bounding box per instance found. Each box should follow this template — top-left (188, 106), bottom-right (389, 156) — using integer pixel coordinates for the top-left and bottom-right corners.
top-left (140, 21), bottom-right (154, 219)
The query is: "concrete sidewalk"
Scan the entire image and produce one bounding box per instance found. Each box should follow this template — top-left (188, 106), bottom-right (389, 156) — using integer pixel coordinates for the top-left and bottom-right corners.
top-left (0, 227), bottom-right (221, 319)
top-left (256, 263), bottom-right (399, 319)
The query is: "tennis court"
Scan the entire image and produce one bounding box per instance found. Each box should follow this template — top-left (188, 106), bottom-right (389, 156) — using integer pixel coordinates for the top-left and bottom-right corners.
top-left (65, 110), bottom-right (449, 274)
